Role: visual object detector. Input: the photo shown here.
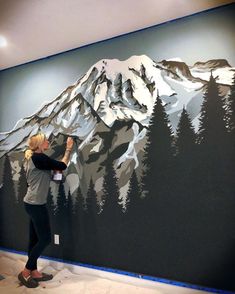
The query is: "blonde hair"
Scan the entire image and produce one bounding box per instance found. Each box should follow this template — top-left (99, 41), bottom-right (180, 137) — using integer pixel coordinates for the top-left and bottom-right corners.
top-left (25, 133), bottom-right (46, 160)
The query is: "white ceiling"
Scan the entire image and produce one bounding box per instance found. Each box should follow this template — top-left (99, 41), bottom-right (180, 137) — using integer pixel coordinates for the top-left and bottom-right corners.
top-left (0, 0), bottom-right (234, 70)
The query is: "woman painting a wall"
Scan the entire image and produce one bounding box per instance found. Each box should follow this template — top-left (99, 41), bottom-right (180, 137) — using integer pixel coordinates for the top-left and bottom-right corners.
top-left (0, 3), bottom-right (235, 292)
top-left (19, 134), bottom-right (74, 288)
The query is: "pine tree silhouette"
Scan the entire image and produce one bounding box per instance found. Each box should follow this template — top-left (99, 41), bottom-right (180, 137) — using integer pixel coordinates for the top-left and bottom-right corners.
top-left (137, 96), bottom-right (179, 276)
top-left (62, 189), bottom-right (75, 260)
top-left (123, 170), bottom-right (146, 266)
top-left (174, 107), bottom-right (197, 195)
top-left (226, 73), bottom-right (235, 205)
top-left (197, 72), bottom-right (229, 194)
top-left (197, 73), bottom-right (227, 150)
top-left (226, 73), bottom-right (235, 167)
top-left (14, 163), bottom-right (28, 250)
top-left (47, 187), bottom-right (56, 218)
top-left (66, 189), bottom-right (73, 214)
top-left (175, 108), bottom-right (196, 158)
top-left (53, 182), bottom-right (67, 259)
top-left (0, 156), bottom-right (17, 248)
top-left (86, 179), bottom-right (99, 215)
top-left (43, 186), bottom-right (56, 257)
top-left (126, 170), bottom-right (143, 215)
top-left (173, 107), bottom-right (198, 237)
top-left (142, 95), bottom-right (174, 197)
top-left (98, 159), bottom-right (124, 264)
top-left (123, 170), bottom-right (145, 241)
top-left (227, 73), bottom-right (235, 133)
top-left (72, 186), bottom-right (86, 261)
top-left (101, 159), bottom-right (122, 219)
top-left (80, 179), bottom-right (100, 263)
top-left (74, 186), bottom-right (84, 215)
top-left (55, 182), bottom-right (67, 217)
top-left (17, 162), bottom-right (28, 201)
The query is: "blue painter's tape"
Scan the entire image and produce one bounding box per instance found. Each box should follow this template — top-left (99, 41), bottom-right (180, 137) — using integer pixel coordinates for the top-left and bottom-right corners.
top-left (0, 246), bottom-right (233, 294)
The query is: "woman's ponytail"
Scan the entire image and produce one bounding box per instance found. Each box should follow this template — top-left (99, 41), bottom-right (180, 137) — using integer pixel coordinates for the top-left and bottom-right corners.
top-left (24, 149), bottom-right (33, 160)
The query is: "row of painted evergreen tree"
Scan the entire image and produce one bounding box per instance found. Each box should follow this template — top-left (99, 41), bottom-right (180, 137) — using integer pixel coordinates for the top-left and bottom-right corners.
top-left (0, 74), bottom-right (234, 291)
top-left (45, 74), bottom-right (235, 291)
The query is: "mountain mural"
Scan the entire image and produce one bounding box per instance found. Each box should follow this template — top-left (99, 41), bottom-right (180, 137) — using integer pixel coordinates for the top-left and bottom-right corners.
top-left (0, 55), bottom-right (234, 204)
top-left (1, 52), bottom-right (235, 292)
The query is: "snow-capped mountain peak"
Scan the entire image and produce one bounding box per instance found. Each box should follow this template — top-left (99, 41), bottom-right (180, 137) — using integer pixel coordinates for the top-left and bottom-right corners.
top-left (0, 55), bottom-right (234, 158)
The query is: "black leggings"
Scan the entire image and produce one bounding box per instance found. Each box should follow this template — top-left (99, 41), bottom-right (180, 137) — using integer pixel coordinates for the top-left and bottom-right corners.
top-left (24, 203), bottom-right (51, 271)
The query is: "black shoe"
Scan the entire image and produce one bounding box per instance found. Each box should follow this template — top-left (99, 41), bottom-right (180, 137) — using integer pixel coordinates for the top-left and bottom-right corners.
top-left (18, 272), bottom-right (39, 288)
top-left (33, 272), bottom-right (53, 282)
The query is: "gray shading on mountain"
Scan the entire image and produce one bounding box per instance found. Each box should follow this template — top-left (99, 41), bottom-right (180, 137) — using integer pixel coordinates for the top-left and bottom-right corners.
top-left (155, 59), bottom-right (205, 83)
top-left (192, 59), bottom-right (231, 71)
top-left (0, 55), bottom-right (234, 207)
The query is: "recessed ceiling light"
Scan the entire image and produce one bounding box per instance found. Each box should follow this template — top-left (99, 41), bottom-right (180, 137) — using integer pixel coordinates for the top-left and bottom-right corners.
top-left (0, 36), bottom-right (7, 47)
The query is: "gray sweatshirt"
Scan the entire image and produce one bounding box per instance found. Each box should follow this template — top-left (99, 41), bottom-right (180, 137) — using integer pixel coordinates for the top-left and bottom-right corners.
top-left (24, 153), bottom-right (67, 205)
